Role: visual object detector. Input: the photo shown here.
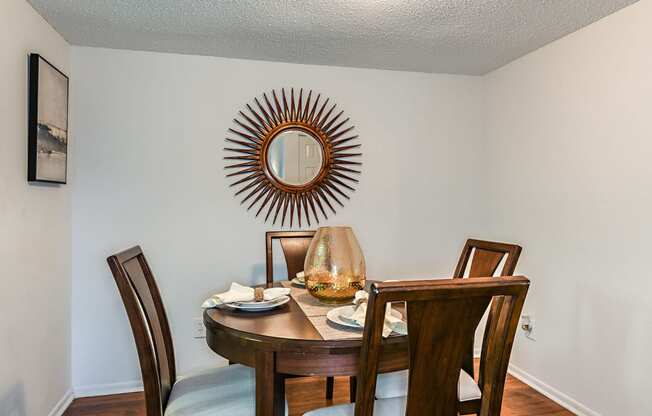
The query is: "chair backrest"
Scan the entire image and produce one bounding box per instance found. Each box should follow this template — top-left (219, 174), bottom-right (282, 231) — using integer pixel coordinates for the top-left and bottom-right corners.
top-left (265, 230), bottom-right (316, 285)
top-left (107, 246), bottom-right (176, 416)
top-left (453, 239), bottom-right (522, 378)
top-left (355, 276), bottom-right (529, 416)
top-left (453, 239), bottom-right (522, 278)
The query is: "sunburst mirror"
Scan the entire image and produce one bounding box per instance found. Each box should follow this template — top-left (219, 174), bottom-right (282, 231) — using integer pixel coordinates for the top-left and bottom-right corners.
top-left (224, 88), bottom-right (361, 227)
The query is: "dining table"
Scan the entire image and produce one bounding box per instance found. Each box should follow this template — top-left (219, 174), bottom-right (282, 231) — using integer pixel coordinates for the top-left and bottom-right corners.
top-left (203, 280), bottom-right (409, 416)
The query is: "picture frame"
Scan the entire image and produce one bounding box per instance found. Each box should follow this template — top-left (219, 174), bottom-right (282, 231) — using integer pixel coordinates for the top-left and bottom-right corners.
top-left (28, 53), bottom-right (69, 184)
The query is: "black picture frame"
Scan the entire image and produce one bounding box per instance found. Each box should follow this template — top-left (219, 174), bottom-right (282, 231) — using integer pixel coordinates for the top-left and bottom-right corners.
top-left (28, 53), bottom-right (69, 184)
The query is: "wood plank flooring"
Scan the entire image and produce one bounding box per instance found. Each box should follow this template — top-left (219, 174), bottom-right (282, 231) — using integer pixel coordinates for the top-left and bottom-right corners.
top-left (64, 372), bottom-right (573, 416)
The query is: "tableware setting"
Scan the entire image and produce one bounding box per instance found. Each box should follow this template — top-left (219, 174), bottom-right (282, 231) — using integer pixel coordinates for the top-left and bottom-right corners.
top-left (228, 296), bottom-right (291, 311)
top-left (202, 282), bottom-right (290, 312)
top-left (326, 290), bottom-right (407, 337)
top-left (291, 271), bottom-right (306, 287)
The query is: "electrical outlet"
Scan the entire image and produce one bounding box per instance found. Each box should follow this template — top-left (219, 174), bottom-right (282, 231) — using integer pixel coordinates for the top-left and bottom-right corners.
top-left (193, 317), bottom-right (206, 339)
top-left (520, 315), bottom-right (536, 341)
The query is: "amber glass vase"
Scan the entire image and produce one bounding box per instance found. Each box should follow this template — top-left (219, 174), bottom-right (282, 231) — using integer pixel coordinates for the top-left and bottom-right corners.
top-left (304, 226), bottom-right (366, 304)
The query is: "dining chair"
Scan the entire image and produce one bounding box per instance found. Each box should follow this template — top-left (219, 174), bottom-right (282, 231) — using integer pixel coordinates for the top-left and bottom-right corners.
top-left (108, 246), bottom-right (286, 416)
top-left (453, 238), bottom-right (522, 379)
top-left (305, 276), bottom-right (530, 416)
top-left (265, 230), bottom-right (341, 401)
top-left (265, 230), bottom-right (316, 286)
top-left (369, 238), bottom-right (523, 408)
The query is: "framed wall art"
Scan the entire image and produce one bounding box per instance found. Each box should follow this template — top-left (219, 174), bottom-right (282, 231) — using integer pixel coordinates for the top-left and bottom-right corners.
top-left (28, 53), bottom-right (69, 184)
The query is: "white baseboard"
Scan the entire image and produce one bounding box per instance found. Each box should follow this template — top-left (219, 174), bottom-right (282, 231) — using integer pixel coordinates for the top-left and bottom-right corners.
top-left (48, 388), bottom-right (74, 416)
top-left (473, 348), bottom-right (598, 416)
top-left (507, 363), bottom-right (600, 416)
top-left (74, 380), bottom-right (143, 398)
top-left (72, 369), bottom-right (205, 398)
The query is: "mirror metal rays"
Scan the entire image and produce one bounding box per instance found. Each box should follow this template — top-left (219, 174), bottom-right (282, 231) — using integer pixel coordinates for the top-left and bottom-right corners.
top-left (224, 88), bottom-right (362, 227)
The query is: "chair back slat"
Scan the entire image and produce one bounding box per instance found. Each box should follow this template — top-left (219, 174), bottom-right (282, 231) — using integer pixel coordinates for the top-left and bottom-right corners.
top-left (265, 231), bottom-right (316, 285)
top-left (354, 277), bottom-right (529, 416)
top-left (107, 246), bottom-right (175, 416)
top-left (454, 239), bottom-right (522, 278)
top-left (468, 248), bottom-right (505, 277)
top-left (406, 297), bottom-right (491, 415)
top-left (479, 295), bottom-right (522, 414)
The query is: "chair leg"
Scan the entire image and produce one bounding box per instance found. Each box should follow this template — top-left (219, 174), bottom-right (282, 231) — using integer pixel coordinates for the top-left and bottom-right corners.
top-left (349, 376), bottom-right (357, 402)
top-left (326, 376), bottom-right (334, 400)
top-left (462, 339), bottom-right (474, 378)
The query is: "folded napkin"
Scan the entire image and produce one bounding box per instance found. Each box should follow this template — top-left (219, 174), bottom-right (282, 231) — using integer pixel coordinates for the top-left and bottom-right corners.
top-left (350, 290), bottom-right (408, 338)
top-left (202, 282), bottom-right (290, 308)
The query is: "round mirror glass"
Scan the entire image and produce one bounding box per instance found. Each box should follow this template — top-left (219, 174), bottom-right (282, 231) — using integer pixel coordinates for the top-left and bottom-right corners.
top-left (267, 129), bottom-right (324, 186)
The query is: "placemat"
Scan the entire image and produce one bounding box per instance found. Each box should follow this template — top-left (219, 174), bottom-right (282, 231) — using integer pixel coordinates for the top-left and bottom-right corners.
top-left (281, 281), bottom-right (337, 317)
top-left (307, 315), bottom-right (363, 340)
top-left (281, 280), bottom-right (363, 340)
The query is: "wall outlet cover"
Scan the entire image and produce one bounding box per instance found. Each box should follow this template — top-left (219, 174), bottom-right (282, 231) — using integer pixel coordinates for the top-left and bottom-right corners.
top-left (193, 317), bottom-right (206, 339)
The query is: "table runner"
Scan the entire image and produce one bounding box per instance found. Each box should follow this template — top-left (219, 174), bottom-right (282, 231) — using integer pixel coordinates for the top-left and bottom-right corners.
top-left (281, 281), bottom-right (363, 340)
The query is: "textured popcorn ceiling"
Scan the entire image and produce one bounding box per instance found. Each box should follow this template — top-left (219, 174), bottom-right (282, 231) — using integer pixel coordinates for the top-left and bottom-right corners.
top-left (28, 0), bottom-right (638, 75)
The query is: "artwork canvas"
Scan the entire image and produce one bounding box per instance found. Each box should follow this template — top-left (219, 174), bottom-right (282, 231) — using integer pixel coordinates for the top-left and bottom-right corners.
top-left (28, 54), bottom-right (69, 184)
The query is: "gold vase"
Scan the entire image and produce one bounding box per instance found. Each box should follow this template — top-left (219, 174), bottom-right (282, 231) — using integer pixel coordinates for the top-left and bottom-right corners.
top-left (304, 226), bottom-right (366, 304)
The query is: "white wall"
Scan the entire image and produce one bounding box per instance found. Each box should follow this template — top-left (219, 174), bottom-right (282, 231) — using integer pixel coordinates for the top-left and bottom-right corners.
top-left (0, 1), bottom-right (72, 416)
top-left (484, 1), bottom-right (652, 414)
top-left (70, 47), bottom-right (485, 391)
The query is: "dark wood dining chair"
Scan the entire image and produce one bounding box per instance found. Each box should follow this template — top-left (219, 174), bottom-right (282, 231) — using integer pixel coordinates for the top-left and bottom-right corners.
top-left (305, 276), bottom-right (530, 416)
top-left (108, 246), bottom-right (276, 416)
top-left (265, 230), bottom-right (340, 400)
top-left (265, 230), bottom-right (316, 286)
top-left (371, 238), bottom-right (524, 403)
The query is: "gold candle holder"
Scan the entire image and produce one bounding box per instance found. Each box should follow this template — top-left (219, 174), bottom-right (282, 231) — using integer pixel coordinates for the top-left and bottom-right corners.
top-left (304, 226), bottom-right (366, 304)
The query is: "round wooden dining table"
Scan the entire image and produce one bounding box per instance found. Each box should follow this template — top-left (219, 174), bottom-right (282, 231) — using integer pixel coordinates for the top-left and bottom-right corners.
top-left (203, 282), bottom-right (409, 416)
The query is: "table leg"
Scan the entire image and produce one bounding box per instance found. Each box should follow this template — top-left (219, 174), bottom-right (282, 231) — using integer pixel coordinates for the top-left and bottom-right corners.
top-left (255, 350), bottom-right (285, 416)
top-left (349, 376), bottom-right (357, 402)
top-left (326, 376), bottom-right (334, 400)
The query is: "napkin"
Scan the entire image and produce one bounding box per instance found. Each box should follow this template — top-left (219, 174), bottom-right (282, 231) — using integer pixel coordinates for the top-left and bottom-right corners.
top-left (202, 282), bottom-right (290, 308)
top-left (350, 291), bottom-right (408, 338)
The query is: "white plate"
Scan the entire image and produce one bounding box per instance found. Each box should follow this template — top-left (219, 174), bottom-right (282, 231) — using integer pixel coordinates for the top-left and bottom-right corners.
top-left (290, 278), bottom-right (305, 287)
top-left (236, 298), bottom-right (281, 306)
top-left (326, 305), bottom-right (403, 329)
top-left (234, 296), bottom-right (289, 308)
top-left (229, 296), bottom-right (290, 311)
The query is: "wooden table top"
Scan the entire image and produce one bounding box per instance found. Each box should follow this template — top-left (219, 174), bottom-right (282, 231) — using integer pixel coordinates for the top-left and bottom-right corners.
top-left (203, 281), bottom-right (407, 353)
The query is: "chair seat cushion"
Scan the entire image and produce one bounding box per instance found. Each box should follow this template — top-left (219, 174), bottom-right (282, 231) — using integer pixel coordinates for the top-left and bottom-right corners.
top-left (375, 369), bottom-right (482, 402)
top-left (166, 364), bottom-right (286, 416)
top-left (304, 397), bottom-right (407, 416)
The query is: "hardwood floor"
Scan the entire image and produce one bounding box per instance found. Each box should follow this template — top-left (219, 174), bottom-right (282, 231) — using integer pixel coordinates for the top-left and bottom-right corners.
top-left (64, 372), bottom-right (573, 415)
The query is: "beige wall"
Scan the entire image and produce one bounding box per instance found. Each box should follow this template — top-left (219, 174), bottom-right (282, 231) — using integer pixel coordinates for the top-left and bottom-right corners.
top-left (484, 1), bottom-right (652, 414)
top-left (0, 1), bottom-right (72, 416)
